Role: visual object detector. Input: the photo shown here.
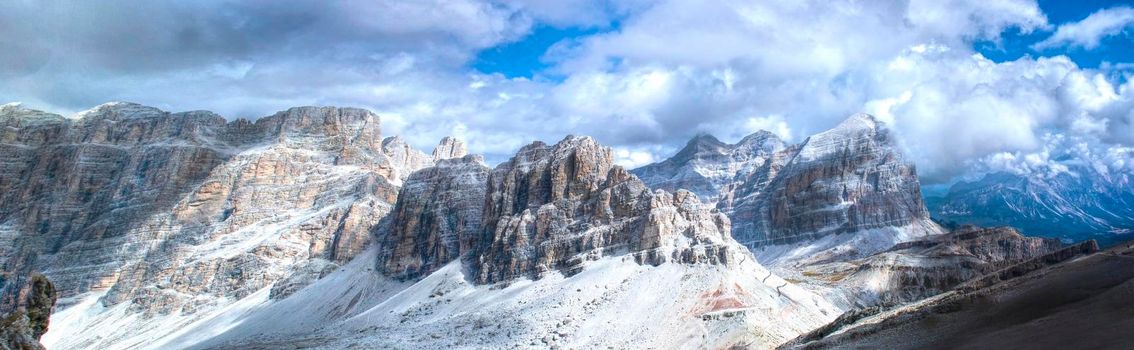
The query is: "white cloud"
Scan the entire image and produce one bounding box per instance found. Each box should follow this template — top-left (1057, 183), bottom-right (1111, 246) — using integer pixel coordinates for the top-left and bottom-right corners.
top-left (3, 0), bottom-right (1133, 184)
top-left (1033, 6), bottom-right (1134, 50)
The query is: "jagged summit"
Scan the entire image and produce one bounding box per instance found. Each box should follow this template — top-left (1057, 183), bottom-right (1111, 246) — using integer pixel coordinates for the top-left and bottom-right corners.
top-left (632, 129), bottom-right (786, 202)
top-left (472, 134), bottom-right (738, 284)
top-left (431, 136), bottom-right (468, 160)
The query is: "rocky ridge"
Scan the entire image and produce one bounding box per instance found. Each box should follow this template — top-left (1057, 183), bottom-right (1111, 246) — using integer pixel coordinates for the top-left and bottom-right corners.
top-left (636, 114), bottom-right (940, 260)
top-left (786, 226), bottom-right (1068, 307)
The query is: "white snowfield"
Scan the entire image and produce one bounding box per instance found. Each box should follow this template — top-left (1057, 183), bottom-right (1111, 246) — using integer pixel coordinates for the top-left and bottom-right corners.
top-left (43, 244), bottom-right (839, 350)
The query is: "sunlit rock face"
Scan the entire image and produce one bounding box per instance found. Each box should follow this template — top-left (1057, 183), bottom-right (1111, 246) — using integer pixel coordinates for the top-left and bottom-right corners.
top-left (0, 103), bottom-right (431, 315)
top-left (471, 135), bottom-right (737, 284)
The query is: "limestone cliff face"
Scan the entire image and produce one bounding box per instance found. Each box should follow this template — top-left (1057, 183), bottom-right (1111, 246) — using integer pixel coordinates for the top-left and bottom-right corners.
top-left (377, 154), bottom-right (489, 280)
top-left (471, 136), bottom-right (736, 284)
top-left (0, 103), bottom-right (430, 315)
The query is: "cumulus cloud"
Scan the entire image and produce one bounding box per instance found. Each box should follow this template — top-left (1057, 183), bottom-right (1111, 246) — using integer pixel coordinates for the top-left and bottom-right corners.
top-left (1033, 6), bottom-right (1134, 50)
top-left (1, 0), bottom-right (1132, 184)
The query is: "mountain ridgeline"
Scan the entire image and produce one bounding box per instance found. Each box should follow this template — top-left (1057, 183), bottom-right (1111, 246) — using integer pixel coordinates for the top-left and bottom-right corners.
top-left (0, 102), bottom-right (1117, 349)
top-left (928, 168), bottom-right (1134, 246)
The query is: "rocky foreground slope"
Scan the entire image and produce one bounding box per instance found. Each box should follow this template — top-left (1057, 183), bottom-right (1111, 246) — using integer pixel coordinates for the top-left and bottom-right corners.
top-left (784, 239), bottom-right (1119, 350)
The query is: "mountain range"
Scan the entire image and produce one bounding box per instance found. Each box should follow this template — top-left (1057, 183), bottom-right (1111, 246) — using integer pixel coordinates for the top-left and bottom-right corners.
top-left (928, 166), bottom-right (1134, 246)
top-left (0, 102), bottom-right (1129, 349)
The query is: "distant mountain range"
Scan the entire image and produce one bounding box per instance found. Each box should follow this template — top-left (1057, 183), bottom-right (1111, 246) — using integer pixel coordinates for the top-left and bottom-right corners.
top-left (927, 163), bottom-right (1134, 246)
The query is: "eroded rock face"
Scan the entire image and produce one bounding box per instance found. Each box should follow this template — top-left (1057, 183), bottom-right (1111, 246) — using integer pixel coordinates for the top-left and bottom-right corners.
top-left (0, 103), bottom-right (430, 315)
top-left (471, 136), bottom-right (736, 284)
top-left (382, 136), bottom-right (432, 183)
top-left (377, 154), bottom-right (489, 280)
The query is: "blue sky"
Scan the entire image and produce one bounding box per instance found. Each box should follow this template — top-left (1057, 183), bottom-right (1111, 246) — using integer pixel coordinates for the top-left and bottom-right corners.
top-left (472, 1), bottom-right (1134, 78)
top-left (1, 0), bottom-right (1132, 183)
top-left (976, 0), bottom-right (1133, 70)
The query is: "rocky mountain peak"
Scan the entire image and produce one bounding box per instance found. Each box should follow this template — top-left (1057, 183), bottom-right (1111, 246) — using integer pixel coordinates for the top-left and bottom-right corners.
top-left (671, 133), bottom-right (729, 162)
top-left (632, 130), bottom-right (786, 202)
top-left (472, 135), bottom-right (737, 284)
top-left (74, 101), bottom-right (170, 121)
top-left (635, 113), bottom-right (937, 261)
top-left (431, 136), bottom-right (468, 160)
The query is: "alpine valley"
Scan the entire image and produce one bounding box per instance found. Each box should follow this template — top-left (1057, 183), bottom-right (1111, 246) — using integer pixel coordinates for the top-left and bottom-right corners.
top-left (0, 102), bottom-right (1131, 350)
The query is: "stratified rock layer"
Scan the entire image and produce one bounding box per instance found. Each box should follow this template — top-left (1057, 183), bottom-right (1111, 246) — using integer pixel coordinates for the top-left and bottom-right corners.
top-left (377, 154), bottom-right (490, 280)
top-left (472, 136), bottom-right (736, 284)
top-left (0, 103), bottom-right (432, 315)
top-left (726, 114), bottom-right (933, 246)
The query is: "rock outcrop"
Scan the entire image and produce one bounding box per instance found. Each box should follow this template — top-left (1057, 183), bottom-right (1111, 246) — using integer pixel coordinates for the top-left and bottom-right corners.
top-left (0, 273), bottom-right (56, 350)
top-left (471, 136), bottom-right (736, 284)
top-left (0, 102), bottom-right (432, 315)
top-left (809, 226), bottom-right (1066, 306)
top-left (377, 153), bottom-right (490, 280)
top-left (431, 136), bottom-right (468, 160)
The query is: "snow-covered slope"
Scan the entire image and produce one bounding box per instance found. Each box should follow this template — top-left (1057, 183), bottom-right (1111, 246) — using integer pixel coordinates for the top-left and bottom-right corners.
top-left (46, 243), bottom-right (838, 350)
